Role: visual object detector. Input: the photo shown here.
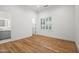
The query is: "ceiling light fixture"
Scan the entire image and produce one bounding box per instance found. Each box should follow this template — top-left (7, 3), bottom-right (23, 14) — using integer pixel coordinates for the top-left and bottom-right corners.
top-left (36, 5), bottom-right (48, 8)
top-left (43, 5), bottom-right (48, 7)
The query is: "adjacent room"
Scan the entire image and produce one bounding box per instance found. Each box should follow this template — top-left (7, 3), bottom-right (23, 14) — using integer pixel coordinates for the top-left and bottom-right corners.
top-left (0, 5), bottom-right (79, 53)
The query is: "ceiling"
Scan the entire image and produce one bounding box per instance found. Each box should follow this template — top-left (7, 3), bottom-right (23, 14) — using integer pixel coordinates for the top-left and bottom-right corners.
top-left (0, 5), bottom-right (56, 12)
top-left (26, 5), bottom-right (53, 12)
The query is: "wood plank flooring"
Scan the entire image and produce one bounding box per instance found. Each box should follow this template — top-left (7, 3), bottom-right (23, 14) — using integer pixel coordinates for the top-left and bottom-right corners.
top-left (0, 35), bottom-right (78, 53)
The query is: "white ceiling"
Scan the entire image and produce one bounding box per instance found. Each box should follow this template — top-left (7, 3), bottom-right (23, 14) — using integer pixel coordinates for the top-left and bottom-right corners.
top-left (26, 5), bottom-right (53, 12)
top-left (0, 5), bottom-right (56, 12)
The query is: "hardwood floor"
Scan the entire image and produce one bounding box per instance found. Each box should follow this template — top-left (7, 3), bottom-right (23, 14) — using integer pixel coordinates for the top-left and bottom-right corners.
top-left (0, 35), bottom-right (78, 53)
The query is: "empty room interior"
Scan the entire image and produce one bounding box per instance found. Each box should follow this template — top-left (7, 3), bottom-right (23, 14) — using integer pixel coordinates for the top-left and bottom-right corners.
top-left (0, 5), bottom-right (79, 53)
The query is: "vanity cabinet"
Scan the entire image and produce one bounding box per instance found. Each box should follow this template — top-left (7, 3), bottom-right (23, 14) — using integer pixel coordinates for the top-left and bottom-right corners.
top-left (0, 30), bottom-right (11, 40)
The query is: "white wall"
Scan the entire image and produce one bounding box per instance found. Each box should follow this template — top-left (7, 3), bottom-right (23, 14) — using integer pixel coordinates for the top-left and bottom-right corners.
top-left (36, 5), bottom-right (75, 41)
top-left (75, 6), bottom-right (79, 49)
top-left (0, 6), bottom-right (36, 39)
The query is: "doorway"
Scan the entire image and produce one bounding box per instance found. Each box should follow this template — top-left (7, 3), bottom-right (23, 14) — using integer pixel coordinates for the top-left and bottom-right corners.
top-left (32, 18), bottom-right (36, 35)
top-left (0, 11), bottom-right (11, 40)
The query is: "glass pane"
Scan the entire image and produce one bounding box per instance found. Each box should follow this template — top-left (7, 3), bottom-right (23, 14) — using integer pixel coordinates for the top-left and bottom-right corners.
top-left (42, 26), bottom-right (45, 29)
top-left (49, 25), bottom-right (52, 30)
top-left (46, 25), bottom-right (48, 29)
top-left (49, 17), bottom-right (52, 21)
top-left (42, 19), bottom-right (45, 25)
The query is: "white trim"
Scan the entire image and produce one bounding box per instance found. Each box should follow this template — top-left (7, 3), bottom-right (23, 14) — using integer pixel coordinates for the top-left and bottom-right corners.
top-left (0, 36), bottom-right (32, 44)
top-left (37, 34), bottom-right (75, 42)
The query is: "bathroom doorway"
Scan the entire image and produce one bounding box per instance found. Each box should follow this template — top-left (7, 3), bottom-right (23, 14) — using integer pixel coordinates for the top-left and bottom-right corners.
top-left (0, 11), bottom-right (11, 40)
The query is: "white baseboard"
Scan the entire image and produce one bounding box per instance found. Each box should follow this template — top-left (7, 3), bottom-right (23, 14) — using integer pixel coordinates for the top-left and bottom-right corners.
top-left (0, 36), bottom-right (32, 44)
top-left (37, 34), bottom-right (75, 42)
